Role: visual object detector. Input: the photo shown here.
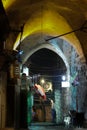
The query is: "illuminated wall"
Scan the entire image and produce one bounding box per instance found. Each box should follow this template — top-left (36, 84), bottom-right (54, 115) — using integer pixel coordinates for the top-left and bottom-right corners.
top-left (54, 38), bottom-right (87, 124)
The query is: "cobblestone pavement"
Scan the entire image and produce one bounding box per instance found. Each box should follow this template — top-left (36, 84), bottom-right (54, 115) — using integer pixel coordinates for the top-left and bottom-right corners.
top-left (28, 125), bottom-right (86, 130)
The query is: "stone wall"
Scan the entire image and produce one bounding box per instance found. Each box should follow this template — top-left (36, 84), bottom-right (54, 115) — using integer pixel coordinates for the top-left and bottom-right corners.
top-left (55, 38), bottom-right (87, 123)
top-left (54, 86), bottom-right (71, 124)
top-left (54, 89), bottom-right (63, 123)
top-left (62, 39), bottom-right (87, 117)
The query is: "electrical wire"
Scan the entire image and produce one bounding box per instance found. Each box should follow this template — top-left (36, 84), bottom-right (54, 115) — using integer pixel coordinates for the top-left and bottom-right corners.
top-left (29, 70), bottom-right (65, 78)
top-left (29, 66), bottom-right (66, 71)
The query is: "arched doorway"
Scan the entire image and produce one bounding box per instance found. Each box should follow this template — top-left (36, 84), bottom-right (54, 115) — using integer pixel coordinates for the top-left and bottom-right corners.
top-left (24, 48), bottom-right (67, 124)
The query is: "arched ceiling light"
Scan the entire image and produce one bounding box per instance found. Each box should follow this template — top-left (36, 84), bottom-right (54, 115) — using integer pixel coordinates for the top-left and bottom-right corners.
top-left (46, 20), bottom-right (87, 41)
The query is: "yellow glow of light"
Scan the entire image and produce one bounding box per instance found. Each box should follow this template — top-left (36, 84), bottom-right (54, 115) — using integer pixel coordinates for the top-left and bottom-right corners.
top-left (40, 79), bottom-right (45, 84)
top-left (13, 9), bottom-right (84, 57)
top-left (14, 10), bottom-right (72, 49)
top-left (1, 0), bottom-right (16, 9)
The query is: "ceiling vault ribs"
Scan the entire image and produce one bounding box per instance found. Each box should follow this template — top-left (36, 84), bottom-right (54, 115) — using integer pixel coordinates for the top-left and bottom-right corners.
top-left (1, 0), bottom-right (87, 63)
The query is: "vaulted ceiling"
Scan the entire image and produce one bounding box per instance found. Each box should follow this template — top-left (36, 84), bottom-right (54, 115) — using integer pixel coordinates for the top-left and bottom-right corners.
top-left (1, 0), bottom-right (87, 63)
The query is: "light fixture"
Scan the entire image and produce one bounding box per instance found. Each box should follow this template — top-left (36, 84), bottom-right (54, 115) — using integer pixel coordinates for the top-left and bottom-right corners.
top-left (61, 81), bottom-right (70, 87)
top-left (22, 66), bottom-right (29, 76)
top-left (62, 75), bottom-right (66, 81)
top-left (40, 78), bottom-right (45, 84)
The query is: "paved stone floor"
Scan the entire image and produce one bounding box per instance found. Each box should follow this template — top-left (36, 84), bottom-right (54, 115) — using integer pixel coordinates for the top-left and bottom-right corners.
top-left (28, 123), bottom-right (87, 130)
top-left (0, 126), bottom-right (86, 130)
top-left (28, 125), bottom-right (86, 130)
